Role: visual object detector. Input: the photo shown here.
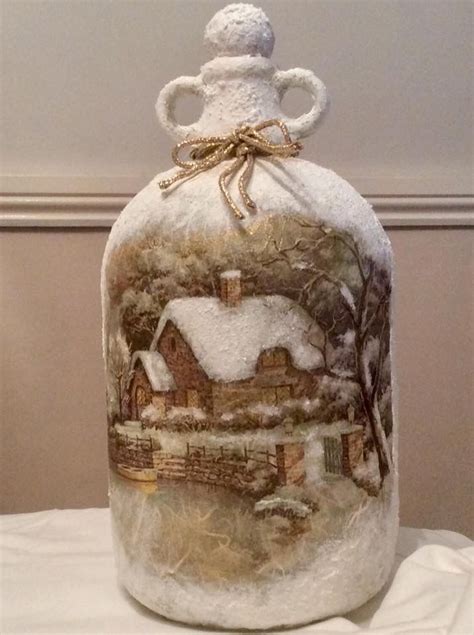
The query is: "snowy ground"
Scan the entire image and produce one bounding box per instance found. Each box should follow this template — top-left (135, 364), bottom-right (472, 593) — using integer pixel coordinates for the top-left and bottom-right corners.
top-left (110, 470), bottom-right (398, 629)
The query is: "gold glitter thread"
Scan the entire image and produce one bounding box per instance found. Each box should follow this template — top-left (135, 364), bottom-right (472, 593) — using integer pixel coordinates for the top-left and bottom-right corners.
top-left (158, 120), bottom-right (302, 220)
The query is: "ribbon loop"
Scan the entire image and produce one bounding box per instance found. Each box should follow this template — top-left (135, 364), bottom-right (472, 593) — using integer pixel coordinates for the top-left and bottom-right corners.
top-left (158, 120), bottom-right (302, 219)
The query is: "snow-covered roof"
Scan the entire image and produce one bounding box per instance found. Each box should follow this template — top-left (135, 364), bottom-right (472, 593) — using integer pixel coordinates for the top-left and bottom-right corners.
top-left (130, 351), bottom-right (177, 392)
top-left (151, 295), bottom-right (325, 382)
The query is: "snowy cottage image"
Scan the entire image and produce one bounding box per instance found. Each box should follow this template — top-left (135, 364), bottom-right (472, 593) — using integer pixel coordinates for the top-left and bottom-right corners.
top-left (128, 270), bottom-right (325, 419)
top-left (118, 268), bottom-right (367, 494)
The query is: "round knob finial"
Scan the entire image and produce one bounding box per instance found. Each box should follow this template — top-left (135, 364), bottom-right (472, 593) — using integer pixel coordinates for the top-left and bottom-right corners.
top-left (204, 3), bottom-right (275, 59)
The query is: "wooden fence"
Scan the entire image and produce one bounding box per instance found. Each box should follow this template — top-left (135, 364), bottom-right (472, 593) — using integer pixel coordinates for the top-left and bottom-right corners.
top-left (111, 432), bottom-right (317, 495)
top-left (185, 443), bottom-right (277, 468)
top-left (153, 443), bottom-right (278, 494)
top-left (110, 434), bottom-right (279, 495)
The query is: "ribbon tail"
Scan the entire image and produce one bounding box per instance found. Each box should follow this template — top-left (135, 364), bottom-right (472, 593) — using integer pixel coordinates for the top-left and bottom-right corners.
top-left (219, 157), bottom-right (246, 219)
top-left (158, 164), bottom-right (210, 190)
top-left (238, 154), bottom-right (257, 212)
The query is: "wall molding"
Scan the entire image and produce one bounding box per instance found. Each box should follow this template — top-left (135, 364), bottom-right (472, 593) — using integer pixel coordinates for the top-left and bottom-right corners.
top-left (0, 193), bottom-right (472, 228)
top-left (1, 173), bottom-right (472, 228)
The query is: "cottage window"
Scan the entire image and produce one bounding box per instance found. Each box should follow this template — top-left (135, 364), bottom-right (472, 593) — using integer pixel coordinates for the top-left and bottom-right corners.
top-left (261, 351), bottom-right (274, 367)
top-left (261, 349), bottom-right (287, 367)
top-left (261, 387), bottom-right (277, 405)
top-left (276, 385), bottom-right (292, 403)
top-left (274, 350), bottom-right (287, 365)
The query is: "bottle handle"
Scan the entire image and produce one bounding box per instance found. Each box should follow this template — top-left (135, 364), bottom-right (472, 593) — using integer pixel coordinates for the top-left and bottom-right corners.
top-left (272, 68), bottom-right (329, 139)
top-left (156, 75), bottom-right (204, 141)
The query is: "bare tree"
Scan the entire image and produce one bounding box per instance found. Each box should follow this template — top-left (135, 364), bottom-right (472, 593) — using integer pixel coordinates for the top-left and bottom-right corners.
top-left (121, 289), bottom-right (162, 350)
top-left (107, 330), bottom-right (131, 422)
top-left (260, 218), bottom-right (392, 485)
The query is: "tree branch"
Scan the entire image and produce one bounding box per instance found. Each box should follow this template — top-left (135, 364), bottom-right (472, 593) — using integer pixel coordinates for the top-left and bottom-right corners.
top-left (286, 217), bottom-right (367, 282)
top-left (370, 315), bottom-right (388, 405)
top-left (312, 368), bottom-right (358, 382)
top-left (356, 262), bottom-right (374, 330)
top-left (361, 293), bottom-right (388, 342)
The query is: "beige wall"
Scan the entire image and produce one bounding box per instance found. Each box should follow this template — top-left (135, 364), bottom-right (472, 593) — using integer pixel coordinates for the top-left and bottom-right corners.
top-left (1, 228), bottom-right (472, 536)
top-left (0, 231), bottom-right (108, 511)
top-left (0, 0), bottom-right (472, 535)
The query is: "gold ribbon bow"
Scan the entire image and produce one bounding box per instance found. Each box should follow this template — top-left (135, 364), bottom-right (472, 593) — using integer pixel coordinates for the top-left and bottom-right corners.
top-left (158, 119), bottom-right (302, 219)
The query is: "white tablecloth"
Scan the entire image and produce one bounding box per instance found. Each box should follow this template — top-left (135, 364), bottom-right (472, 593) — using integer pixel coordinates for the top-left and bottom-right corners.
top-left (1, 508), bottom-right (472, 634)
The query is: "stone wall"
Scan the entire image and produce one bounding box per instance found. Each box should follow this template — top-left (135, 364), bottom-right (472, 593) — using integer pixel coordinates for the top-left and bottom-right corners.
top-left (341, 429), bottom-right (364, 477)
top-left (275, 442), bottom-right (305, 486)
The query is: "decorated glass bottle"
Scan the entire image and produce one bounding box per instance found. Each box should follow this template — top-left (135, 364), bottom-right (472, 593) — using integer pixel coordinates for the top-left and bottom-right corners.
top-left (102, 3), bottom-right (398, 629)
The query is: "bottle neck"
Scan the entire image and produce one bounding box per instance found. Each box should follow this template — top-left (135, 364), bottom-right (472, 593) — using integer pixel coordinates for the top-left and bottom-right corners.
top-left (156, 54), bottom-right (327, 142)
top-left (196, 56), bottom-right (283, 136)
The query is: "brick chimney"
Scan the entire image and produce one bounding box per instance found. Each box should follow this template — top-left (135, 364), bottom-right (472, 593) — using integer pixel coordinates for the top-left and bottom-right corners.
top-left (219, 270), bottom-right (242, 307)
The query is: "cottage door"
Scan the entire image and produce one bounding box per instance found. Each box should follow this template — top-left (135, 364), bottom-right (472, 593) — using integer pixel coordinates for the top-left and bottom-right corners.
top-left (135, 386), bottom-right (148, 420)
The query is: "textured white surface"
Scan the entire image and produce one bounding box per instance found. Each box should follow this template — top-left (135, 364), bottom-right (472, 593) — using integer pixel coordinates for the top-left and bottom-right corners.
top-left (103, 158), bottom-right (391, 268)
top-left (156, 3), bottom-right (327, 140)
top-left (111, 479), bottom-right (397, 630)
top-left (204, 4), bottom-right (275, 59)
top-left (1, 508), bottom-right (472, 634)
top-left (150, 294), bottom-right (325, 382)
